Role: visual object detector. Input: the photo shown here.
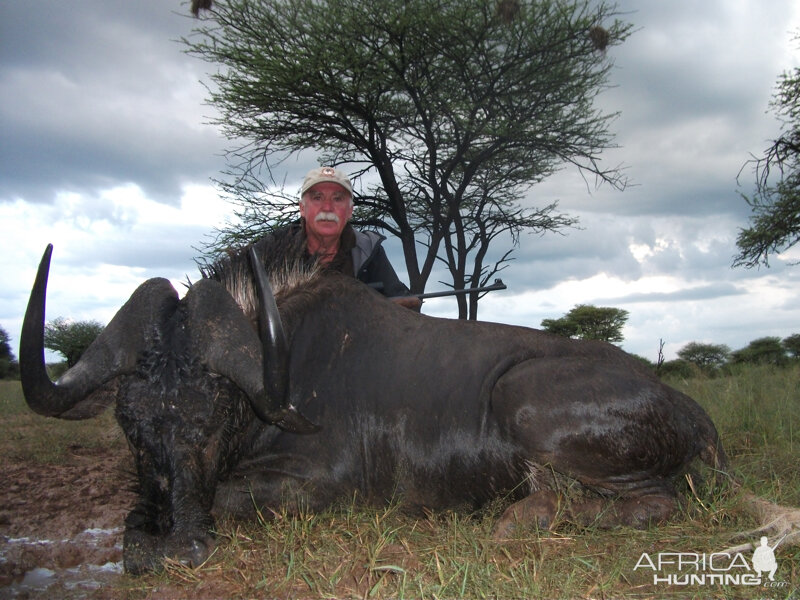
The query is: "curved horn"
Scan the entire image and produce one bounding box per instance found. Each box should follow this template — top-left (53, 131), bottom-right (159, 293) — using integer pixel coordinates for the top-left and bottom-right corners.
top-left (20, 244), bottom-right (179, 419)
top-left (248, 246), bottom-right (318, 432)
top-left (183, 262), bottom-right (318, 433)
top-left (248, 246), bottom-right (289, 412)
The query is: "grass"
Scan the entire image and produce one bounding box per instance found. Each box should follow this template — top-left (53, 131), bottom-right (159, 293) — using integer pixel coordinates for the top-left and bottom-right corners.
top-left (0, 379), bottom-right (125, 464)
top-left (2, 365), bottom-right (799, 598)
top-left (665, 364), bottom-right (800, 507)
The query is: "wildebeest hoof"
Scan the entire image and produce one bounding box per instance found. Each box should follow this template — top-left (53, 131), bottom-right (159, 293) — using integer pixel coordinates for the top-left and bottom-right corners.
top-left (123, 530), bottom-right (165, 575)
top-left (569, 494), bottom-right (676, 529)
top-left (166, 532), bottom-right (216, 568)
top-left (492, 490), bottom-right (558, 539)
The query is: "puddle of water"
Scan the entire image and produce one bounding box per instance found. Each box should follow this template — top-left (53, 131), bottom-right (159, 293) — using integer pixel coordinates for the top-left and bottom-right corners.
top-left (19, 566), bottom-right (56, 588)
top-left (3, 561), bottom-right (124, 597)
top-left (1, 527), bottom-right (125, 598)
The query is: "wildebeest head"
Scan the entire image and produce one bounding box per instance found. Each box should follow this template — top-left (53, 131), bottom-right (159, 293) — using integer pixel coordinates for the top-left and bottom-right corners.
top-left (20, 244), bottom-right (316, 424)
top-left (19, 243), bottom-right (316, 572)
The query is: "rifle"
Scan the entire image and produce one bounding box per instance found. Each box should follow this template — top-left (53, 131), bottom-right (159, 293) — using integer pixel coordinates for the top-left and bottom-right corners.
top-left (388, 278), bottom-right (507, 301)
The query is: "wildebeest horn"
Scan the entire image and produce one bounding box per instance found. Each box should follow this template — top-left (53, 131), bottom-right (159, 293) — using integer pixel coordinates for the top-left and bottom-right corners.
top-left (247, 246), bottom-right (319, 433)
top-left (20, 244), bottom-right (179, 419)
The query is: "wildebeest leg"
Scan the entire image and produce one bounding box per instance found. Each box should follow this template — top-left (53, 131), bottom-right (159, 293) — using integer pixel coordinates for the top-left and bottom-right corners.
top-left (491, 491), bottom-right (677, 539)
top-left (567, 494), bottom-right (677, 528)
top-left (492, 490), bottom-right (560, 539)
top-left (491, 357), bottom-right (703, 537)
top-left (214, 453), bottom-right (347, 519)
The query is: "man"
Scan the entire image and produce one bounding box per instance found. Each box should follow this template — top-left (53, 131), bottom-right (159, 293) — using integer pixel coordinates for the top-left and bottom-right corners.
top-left (259, 166), bottom-right (421, 310)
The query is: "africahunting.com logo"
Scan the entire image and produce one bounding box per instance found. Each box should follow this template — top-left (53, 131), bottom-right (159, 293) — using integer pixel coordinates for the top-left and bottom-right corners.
top-left (633, 536), bottom-right (790, 589)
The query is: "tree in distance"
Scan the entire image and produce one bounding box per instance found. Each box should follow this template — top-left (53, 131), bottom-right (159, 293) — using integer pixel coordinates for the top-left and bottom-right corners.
top-left (730, 336), bottom-right (788, 367)
top-left (540, 304), bottom-right (629, 343)
top-left (676, 342), bottom-right (731, 373)
top-left (186, 0), bottom-right (631, 318)
top-left (783, 333), bottom-right (800, 359)
top-left (0, 325), bottom-right (19, 379)
top-left (43, 318), bottom-right (104, 368)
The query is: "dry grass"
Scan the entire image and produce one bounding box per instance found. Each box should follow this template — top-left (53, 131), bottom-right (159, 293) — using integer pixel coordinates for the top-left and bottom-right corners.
top-left (118, 490), bottom-right (796, 599)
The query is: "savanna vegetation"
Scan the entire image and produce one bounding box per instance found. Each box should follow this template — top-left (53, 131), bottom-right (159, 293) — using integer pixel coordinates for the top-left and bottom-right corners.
top-left (659, 335), bottom-right (800, 379)
top-left (43, 317), bottom-right (105, 369)
top-left (0, 325), bottom-right (19, 379)
top-left (2, 363), bottom-right (797, 599)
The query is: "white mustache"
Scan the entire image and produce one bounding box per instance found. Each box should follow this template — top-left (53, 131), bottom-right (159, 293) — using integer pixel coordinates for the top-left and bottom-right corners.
top-left (315, 212), bottom-right (340, 223)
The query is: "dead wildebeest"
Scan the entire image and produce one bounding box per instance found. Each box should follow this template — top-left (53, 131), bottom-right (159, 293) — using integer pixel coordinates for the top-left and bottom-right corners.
top-left (20, 241), bottom-right (799, 574)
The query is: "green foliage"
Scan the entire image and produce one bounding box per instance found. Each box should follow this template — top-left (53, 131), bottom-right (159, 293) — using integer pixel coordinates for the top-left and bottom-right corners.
top-left (657, 358), bottom-right (698, 379)
top-left (676, 341), bottom-right (731, 373)
top-left (734, 31), bottom-right (800, 268)
top-left (0, 325), bottom-right (19, 379)
top-left (186, 0), bottom-right (631, 318)
top-left (540, 304), bottom-right (629, 343)
top-left (783, 332), bottom-right (800, 358)
top-left (665, 364), bottom-right (799, 505)
top-left (43, 317), bottom-right (104, 368)
top-left (730, 336), bottom-right (788, 366)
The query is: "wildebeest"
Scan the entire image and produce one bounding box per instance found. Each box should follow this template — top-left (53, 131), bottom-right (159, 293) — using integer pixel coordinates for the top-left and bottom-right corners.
top-left (19, 241), bottom-right (796, 574)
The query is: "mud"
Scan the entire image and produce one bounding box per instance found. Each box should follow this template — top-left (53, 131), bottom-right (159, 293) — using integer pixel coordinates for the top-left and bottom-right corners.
top-left (0, 445), bottom-right (135, 599)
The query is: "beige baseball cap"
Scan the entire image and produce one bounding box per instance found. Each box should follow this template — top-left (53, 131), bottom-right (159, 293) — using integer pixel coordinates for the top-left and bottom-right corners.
top-left (300, 166), bottom-right (353, 196)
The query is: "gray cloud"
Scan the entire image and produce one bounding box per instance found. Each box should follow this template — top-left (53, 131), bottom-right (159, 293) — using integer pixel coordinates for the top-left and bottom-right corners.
top-left (0, 1), bottom-right (225, 205)
top-left (2, 0), bottom-right (800, 363)
top-left (591, 282), bottom-right (746, 305)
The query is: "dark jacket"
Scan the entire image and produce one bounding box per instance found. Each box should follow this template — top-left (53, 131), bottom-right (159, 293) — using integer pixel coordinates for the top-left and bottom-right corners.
top-left (256, 221), bottom-right (410, 298)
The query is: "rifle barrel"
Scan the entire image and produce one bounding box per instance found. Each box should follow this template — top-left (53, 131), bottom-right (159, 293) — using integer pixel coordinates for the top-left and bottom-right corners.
top-left (391, 279), bottom-right (507, 301)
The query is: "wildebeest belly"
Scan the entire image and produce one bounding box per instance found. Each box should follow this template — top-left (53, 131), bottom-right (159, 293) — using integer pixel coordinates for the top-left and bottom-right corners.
top-left (218, 414), bottom-right (530, 517)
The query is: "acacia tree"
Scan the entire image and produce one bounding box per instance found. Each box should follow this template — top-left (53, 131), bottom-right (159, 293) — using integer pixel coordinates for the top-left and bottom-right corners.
top-left (676, 342), bottom-right (730, 372)
top-left (0, 325), bottom-right (18, 379)
top-left (735, 32), bottom-right (800, 268)
top-left (44, 318), bottom-right (104, 368)
top-left (540, 304), bottom-right (629, 343)
top-left (730, 336), bottom-right (787, 366)
top-left (783, 333), bottom-right (800, 358)
top-left (187, 0), bottom-right (630, 318)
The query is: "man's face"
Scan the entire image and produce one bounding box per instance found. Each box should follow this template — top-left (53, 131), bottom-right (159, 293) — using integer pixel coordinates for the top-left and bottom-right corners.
top-left (300, 182), bottom-right (353, 241)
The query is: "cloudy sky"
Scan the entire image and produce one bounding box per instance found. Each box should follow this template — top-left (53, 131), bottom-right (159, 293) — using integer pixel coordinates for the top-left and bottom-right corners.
top-left (2, 0), bottom-right (799, 364)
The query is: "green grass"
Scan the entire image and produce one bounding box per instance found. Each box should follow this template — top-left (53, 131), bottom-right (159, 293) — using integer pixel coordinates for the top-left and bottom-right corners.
top-left (665, 364), bottom-right (800, 506)
top-left (0, 379), bottom-right (124, 464)
top-left (2, 366), bottom-right (799, 599)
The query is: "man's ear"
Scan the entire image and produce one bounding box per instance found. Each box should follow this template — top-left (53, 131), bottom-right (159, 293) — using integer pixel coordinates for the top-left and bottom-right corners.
top-left (298, 199), bottom-right (306, 219)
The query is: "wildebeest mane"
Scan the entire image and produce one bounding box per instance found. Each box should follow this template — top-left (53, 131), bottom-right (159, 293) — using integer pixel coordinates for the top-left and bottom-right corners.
top-left (196, 230), bottom-right (320, 327)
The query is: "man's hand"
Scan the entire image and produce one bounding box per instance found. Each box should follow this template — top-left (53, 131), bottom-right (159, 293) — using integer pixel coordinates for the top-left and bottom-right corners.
top-left (391, 296), bottom-right (422, 311)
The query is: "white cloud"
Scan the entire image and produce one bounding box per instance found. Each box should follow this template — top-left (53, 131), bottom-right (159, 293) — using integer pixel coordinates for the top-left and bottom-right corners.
top-left (2, 0), bottom-right (800, 368)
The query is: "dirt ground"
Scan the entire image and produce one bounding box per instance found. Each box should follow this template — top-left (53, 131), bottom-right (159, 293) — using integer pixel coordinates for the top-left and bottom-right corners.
top-left (0, 445), bottom-right (135, 599)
